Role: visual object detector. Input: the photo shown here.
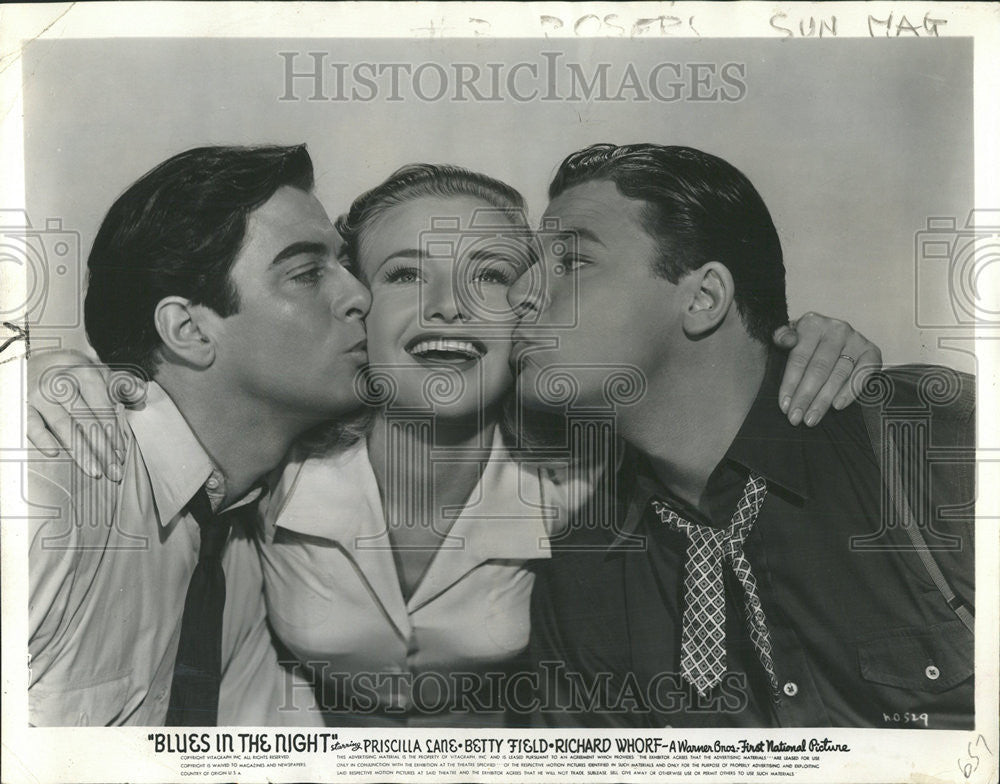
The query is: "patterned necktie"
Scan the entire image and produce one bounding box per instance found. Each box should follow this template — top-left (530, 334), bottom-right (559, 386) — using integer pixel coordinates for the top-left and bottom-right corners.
top-left (652, 474), bottom-right (779, 699)
top-left (165, 487), bottom-right (236, 726)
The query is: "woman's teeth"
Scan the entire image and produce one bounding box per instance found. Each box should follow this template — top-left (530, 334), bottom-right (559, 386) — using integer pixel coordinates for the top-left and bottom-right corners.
top-left (408, 339), bottom-right (484, 361)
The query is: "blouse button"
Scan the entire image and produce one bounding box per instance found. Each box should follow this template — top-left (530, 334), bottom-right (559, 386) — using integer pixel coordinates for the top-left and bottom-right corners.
top-left (925, 665), bottom-right (940, 680)
top-left (782, 681), bottom-right (799, 697)
top-left (205, 476), bottom-right (221, 490)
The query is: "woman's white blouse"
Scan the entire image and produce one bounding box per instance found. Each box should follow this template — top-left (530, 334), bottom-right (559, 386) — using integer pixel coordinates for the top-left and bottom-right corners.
top-left (257, 430), bottom-right (573, 726)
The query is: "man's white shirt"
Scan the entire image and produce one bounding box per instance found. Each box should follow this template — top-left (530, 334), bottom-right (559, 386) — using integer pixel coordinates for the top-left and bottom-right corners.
top-left (27, 382), bottom-right (296, 726)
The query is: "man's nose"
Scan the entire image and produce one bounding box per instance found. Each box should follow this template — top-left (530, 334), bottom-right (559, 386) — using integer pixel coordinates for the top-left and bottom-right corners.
top-left (334, 265), bottom-right (372, 320)
top-left (508, 264), bottom-right (547, 321)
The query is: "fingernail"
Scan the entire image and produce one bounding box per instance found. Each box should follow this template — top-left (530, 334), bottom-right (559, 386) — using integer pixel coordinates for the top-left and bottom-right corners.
top-left (114, 447), bottom-right (126, 464)
top-left (790, 408), bottom-right (803, 426)
top-left (780, 396), bottom-right (791, 413)
top-left (108, 463), bottom-right (123, 483)
top-left (805, 411), bottom-right (819, 427)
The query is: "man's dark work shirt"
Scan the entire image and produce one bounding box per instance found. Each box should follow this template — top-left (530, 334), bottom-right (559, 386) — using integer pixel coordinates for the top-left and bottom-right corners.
top-left (531, 352), bottom-right (975, 729)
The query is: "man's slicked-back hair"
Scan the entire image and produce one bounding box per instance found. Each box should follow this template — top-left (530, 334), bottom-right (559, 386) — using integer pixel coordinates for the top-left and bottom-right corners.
top-left (84, 144), bottom-right (315, 377)
top-left (549, 143), bottom-right (788, 343)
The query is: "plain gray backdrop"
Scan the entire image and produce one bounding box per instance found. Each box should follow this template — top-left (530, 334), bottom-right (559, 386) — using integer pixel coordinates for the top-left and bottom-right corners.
top-left (22, 37), bottom-right (974, 371)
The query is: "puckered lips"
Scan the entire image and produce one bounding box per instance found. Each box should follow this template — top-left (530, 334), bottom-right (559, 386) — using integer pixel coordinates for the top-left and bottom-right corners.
top-left (404, 333), bottom-right (487, 366)
top-left (346, 337), bottom-right (367, 356)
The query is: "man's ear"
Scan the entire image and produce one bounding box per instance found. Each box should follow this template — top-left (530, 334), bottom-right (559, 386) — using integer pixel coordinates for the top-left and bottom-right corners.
top-left (682, 261), bottom-right (736, 338)
top-left (153, 296), bottom-right (218, 368)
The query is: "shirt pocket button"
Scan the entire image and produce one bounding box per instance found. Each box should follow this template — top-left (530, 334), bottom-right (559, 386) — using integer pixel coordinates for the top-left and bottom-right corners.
top-left (925, 665), bottom-right (940, 681)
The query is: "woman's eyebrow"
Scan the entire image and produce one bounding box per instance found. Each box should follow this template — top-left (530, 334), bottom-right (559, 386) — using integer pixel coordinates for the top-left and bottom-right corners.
top-left (376, 248), bottom-right (422, 268)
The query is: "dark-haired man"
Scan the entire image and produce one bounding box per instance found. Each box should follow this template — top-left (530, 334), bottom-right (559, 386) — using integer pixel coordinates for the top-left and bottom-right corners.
top-left (514, 144), bottom-right (975, 728)
top-left (28, 145), bottom-right (370, 725)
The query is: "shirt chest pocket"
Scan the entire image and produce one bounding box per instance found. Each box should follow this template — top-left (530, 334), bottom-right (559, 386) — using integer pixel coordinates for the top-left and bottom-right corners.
top-left (857, 620), bottom-right (973, 694)
top-left (30, 671), bottom-right (133, 726)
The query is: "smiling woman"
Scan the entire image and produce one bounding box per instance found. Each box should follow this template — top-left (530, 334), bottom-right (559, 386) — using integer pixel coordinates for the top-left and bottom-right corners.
top-left (257, 164), bottom-right (557, 726)
top-left (356, 193), bottom-right (526, 420)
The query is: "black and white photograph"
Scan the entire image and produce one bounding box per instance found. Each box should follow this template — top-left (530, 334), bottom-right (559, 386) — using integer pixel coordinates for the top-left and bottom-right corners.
top-left (1, 3), bottom-right (997, 782)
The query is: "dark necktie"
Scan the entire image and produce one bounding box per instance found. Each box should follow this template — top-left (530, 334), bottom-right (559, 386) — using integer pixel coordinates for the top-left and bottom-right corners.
top-left (165, 487), bottom-right (236, 725)
top-left (651, 474), bottom-right (779, 699)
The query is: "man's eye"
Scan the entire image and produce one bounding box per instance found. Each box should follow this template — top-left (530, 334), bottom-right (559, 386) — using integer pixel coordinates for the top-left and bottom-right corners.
top-left (291, 267), bottom-right (324, 285)
top-left (383, 264), bottom-right (423, 284)
top-left (558, 256), bottom-right (589, 273)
